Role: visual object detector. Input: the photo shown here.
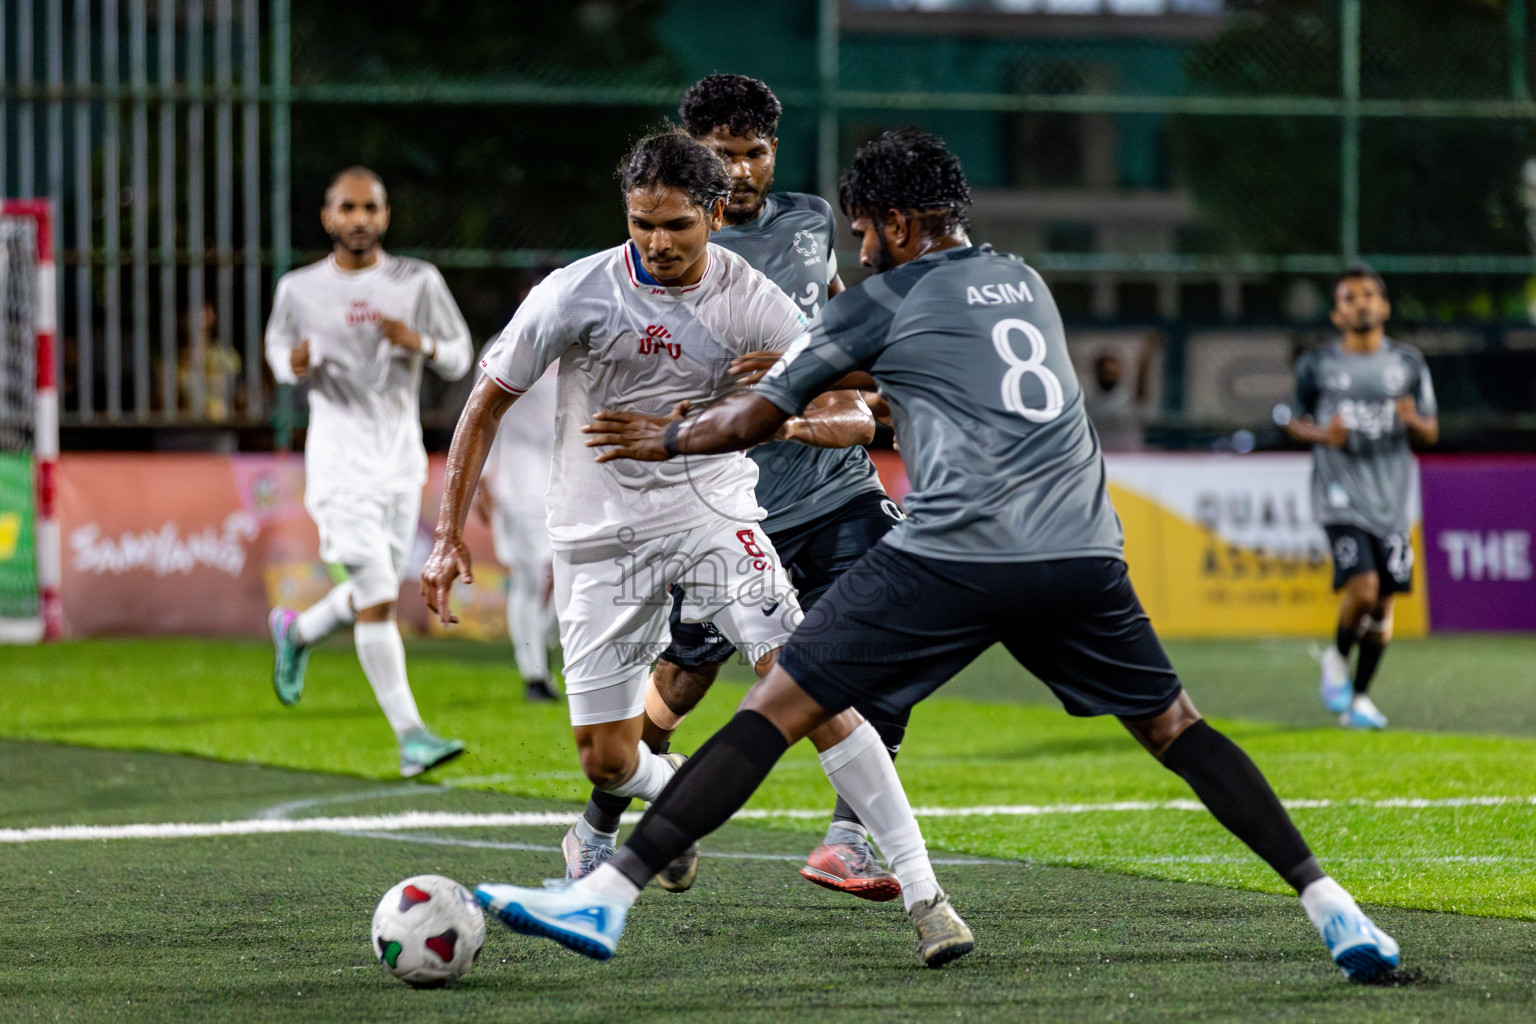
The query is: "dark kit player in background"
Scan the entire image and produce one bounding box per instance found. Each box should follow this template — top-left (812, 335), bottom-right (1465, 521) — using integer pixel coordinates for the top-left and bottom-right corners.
top-left (1281, 268), bottom-right (1438, 730)
top-left (474, 129), bottom-right (1404, 984)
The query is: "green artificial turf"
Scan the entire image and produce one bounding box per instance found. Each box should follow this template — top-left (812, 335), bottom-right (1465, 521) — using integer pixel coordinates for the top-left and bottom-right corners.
top-left (3, 636), bottom-right (1536, 1021)
top-left (3, 741), bottom-right (1535, 1024)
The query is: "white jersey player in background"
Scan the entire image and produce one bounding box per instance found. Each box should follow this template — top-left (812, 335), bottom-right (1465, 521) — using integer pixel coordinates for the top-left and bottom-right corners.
top-left (476, 354), bottom-right (561, 702)
top-left (265, 166), bottom-right (472, 778)
top-left (423, 132), bottom-right (953, 919)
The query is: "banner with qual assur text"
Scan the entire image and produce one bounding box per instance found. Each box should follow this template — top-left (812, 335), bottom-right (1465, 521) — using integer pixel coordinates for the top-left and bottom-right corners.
top-left (871, 450), bottom-right (1429, 639)
top-left (1103, 454), bottom-right (1429, 638)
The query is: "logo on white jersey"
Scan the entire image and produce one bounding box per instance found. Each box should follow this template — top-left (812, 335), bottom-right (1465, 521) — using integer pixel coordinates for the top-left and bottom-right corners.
top-left (345, 299), bottom-right (382, 327)
top-left (638, 323), bottom-right (681, 360)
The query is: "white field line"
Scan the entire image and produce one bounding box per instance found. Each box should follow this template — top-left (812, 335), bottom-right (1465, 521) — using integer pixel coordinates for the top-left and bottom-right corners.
top-left (2, 794), bottom-right (1532, 845)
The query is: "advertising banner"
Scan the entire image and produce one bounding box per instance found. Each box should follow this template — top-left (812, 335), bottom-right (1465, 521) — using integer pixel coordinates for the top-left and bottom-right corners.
top-left (1103, 454), bottom-right (1427, 638)
top-left (1419, 458), bottom-right (1536, 632)
top-left (57, 453), bottom-right (503, 638)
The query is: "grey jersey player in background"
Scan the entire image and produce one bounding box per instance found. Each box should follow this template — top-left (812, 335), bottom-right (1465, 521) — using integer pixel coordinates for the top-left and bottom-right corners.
top-left (479, 129), bottom-right (1402, 984)
top-left (566, 74), bottom-right (912, 903)
top-left (1282, 268), bottom-right (1438, 730)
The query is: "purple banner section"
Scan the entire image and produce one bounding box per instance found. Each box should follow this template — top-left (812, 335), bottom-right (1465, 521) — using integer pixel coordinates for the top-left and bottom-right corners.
top-left (1420, 458), bottom-right (1536, 632)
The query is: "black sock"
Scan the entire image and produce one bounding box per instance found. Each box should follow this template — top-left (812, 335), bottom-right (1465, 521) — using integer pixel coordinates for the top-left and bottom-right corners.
top-left (1335, 621), bottom-right (1358, 659)
top-left (830, 707), bottom-right (911, 826)
top-left (583, 789), bottom-right (630, 834)
top-left (1354, 636), bottom-right (1386, 694)
top-left (582, 740), bottom-right (670, 833)
top-left (609, 710), bottom-right (788, 889)
top-left (1160, 720), bottom-right (1323, 893)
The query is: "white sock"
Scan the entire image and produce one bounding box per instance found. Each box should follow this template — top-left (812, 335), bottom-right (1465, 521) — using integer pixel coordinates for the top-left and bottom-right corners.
top-left (295, 581), bottom-right (355, 646)
top-left (600, 743), bottom-right (677, 801)
top-left (508, 577), bottom-right (550, 682)
top-left (1299, 876), bottom-right (1354, 930)
top-left (353, 620), bottom-right (424, 740)
top-left (574, 862), bottom-right (641, 906)
top-left (819, 721), bottom-right (940, 911)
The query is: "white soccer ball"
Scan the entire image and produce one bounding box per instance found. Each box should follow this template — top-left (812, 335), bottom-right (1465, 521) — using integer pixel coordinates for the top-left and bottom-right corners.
top-left (371, 874), bottom-right (486, 987)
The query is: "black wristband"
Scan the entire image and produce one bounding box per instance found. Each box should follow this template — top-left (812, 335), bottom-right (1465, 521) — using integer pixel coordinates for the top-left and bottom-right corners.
top-left (662, 419), bottom-right (683, 457)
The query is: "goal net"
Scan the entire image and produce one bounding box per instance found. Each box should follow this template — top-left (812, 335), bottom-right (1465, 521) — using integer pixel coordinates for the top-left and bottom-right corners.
top-left (0, 202), bottom-right (58, 642)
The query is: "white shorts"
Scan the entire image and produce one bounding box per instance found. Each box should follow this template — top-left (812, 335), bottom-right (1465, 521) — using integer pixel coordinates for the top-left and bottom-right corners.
top-left (306, 488), bottom-right (418, 608)
top-left (492, 505), bottom-right (552, 584)
top-left (555, 516), bottom-right (802, 727)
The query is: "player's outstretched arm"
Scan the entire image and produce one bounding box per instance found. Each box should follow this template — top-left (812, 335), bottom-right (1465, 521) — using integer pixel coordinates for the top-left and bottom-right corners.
top-left (421, 375), bottom-right (519, 623)
top-left (776, 390), bottom-right (876, 448)
top-left (1282, 412), bottom-right (1348, 448)
top-left (584, 392), bottom-right (789, 462)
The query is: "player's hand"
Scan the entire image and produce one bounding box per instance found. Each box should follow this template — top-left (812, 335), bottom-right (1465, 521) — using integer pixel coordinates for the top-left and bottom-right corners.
top-left (420, 535), bottom-right (473, 626)
top-left (1394, 395), bottom-right (1421, 427)
top-left (380, 317), bottom-right (423, 352)
top-left (729, 349), bottom-right (783, 387)
top-left (289, 339), bottom-right (311, 377)
top-left (582, 401), bottom-right (689, 462)
top-left (1323, 413), bottom-right (1349, 448)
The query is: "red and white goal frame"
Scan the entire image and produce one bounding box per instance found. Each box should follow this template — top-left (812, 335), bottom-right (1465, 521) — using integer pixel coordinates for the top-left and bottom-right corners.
top-left (1, 200), bottom-right (60, 641)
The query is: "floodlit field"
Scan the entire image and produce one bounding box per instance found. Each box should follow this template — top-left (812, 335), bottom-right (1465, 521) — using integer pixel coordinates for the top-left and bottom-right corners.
top-left (3, 636), bottom-right (1535, 1022)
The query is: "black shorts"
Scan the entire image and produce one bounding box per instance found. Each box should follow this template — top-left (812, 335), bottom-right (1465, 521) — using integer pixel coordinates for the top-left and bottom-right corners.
top-left (778, 545), bottom-right (1184, 721)
top-left (1324, 524), bottom-right (1413, 595)
top-left (661, 490), bottom-right (905, 669)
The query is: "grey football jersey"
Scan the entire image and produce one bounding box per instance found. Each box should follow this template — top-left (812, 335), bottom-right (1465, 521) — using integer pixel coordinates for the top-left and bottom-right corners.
top-left (1294, 338), bottom-right (1436, 536)
top-left (753, 244), bottom-right (1124, 563)
top-left (712, 192), bottom-right (883, 534)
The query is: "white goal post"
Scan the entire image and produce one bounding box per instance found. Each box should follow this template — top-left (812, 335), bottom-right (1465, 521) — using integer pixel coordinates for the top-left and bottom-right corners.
top-left (0, 200), bottom-right (60, 642)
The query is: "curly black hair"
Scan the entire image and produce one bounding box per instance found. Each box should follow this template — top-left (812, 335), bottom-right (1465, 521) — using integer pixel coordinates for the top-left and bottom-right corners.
top-left (837, 128), bottom-right (971, 231)
top-left (679, 73), bottom-right (782, 140)
top-left (616, 128), bottom-right (731, 212)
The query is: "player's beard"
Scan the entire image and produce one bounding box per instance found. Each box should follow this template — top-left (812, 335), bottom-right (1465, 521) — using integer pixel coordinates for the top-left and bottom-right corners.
top-left (723, 173), bottom-right (772, 226)
top-left (867, 233), bottom-right (898, 274)
top-left (330, 227), bottom-right (379, 257)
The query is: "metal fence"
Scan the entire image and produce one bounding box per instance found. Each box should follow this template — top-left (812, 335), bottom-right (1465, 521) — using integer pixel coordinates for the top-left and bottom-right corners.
top-left (4, 0), bottom-right (1536, 435)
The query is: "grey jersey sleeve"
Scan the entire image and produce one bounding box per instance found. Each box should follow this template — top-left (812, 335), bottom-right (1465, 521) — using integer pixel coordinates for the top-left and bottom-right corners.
top-left (1407, 347), bottom-right (1437, 417)
top-left (753, 287), bottom-right (891, 415)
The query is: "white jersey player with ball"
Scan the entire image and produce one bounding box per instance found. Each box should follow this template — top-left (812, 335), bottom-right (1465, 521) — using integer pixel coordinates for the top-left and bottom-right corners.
top-left (425, 132), bottom-right (950, 904)
top-left (265, 166), bottom-right (472, 778)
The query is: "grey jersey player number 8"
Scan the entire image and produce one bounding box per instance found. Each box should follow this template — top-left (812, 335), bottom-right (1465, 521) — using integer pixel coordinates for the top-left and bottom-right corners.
top-left (755, 244), bottom-right (1124, 563)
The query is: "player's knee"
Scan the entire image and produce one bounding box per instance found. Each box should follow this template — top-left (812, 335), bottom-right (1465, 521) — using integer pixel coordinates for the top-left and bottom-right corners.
top-left (577, 745), bottom-right (634, 789)
top-left (1361, 609), bottom-right (1394, 644)
top-left (1345, 571), bottom-right (1380, 608)
top-left (653, 660), bottom-right (717, 717)
top-left (348, 562), bottom-right (400, 612)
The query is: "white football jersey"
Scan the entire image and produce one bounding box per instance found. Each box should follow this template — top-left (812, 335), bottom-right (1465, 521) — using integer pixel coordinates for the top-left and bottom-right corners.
top-left (484, 361), bottom-right (557, 518)
top-left (480, 241), bottom-right (810, 549)
top-left (265, 253), bottom-right (472, 494)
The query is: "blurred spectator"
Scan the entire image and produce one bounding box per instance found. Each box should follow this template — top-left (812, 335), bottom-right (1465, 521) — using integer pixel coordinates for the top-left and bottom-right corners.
top-left (1083, 331), bottom-right (1160, 451)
